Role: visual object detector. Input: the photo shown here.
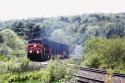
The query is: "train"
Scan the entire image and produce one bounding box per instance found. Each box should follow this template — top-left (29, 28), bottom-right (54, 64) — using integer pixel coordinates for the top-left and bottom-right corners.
top-left (27, 38), bottom-right (69, 61)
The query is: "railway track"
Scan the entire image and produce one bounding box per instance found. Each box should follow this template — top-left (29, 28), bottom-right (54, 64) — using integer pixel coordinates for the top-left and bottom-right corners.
top-left (28, 59), bottom-right (125, 83)
top-left (75, 67), bottom-right (125, 83)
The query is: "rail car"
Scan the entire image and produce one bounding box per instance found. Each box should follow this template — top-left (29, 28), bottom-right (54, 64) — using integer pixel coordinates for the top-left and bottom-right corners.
top-left (27, 38), bottom-right (69, 61)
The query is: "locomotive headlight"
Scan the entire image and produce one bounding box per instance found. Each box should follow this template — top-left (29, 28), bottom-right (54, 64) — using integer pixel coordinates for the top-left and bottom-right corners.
top-left (37, 51), bottom-right (39, 54)
top-left (34, 44), bottom-right (36, 47)
top-left (29, 50), bottom-right (32, 53)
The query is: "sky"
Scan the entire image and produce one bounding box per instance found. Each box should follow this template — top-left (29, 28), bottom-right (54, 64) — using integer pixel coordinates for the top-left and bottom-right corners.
top-left (0, 0), bottom-right (125, 21)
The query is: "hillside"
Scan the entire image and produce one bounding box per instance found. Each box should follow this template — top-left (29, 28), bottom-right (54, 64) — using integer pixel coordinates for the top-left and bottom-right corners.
top-left (1, 13), bottom-right (125, 41)
top-left (0, 13), bottom-right (125, 82)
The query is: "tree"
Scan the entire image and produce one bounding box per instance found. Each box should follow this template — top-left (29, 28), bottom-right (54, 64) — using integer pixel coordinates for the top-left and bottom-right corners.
top-left (82, 37), bottom-right (125, 71)
top-left (12, 21), bottom-right (25, 36)
top-left (26, 22), bottom-right (35, 39)
top-left (0, 29), bottom-right (25, 56)
top-left (0, 34), bottom-right (4, 43)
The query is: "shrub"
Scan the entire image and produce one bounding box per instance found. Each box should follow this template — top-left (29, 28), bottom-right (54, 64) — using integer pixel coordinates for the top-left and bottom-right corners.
top-left (0, 59), bottom-right (75, 82)
top-left (0, 29), bottom-right (26, 56)
top-left (82, 37), bottom-right (125, 73)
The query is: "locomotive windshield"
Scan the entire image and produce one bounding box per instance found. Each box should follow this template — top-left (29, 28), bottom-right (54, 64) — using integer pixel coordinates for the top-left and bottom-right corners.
top-left (28, 40), bottom-right (42, 44)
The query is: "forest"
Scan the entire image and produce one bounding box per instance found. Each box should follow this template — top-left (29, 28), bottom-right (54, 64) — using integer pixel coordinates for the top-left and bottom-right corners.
top-left (0, 13), bottom-right (125, 82)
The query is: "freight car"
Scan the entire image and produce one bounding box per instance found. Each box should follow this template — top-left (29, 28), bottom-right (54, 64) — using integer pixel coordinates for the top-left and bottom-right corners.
top-left (27, 38), bottom-right (69, 61)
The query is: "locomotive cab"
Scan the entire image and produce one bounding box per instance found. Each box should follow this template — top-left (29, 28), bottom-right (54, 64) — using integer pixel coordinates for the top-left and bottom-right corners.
top-left (27, 39), bottom-right (51, 61)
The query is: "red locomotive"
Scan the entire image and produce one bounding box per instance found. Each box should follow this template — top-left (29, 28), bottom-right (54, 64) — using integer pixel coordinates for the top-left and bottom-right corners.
top-left (27, 39), bottom-right (69, 61)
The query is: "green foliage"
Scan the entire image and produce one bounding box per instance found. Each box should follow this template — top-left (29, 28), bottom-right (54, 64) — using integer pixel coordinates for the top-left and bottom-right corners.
top-left (1, 14), bottom-right (125, 48)
top-left (0, 29), bottom-right (18, 48)
top-left (81, 37), bottom-right (125, 73)
top-left (0, 58), bottom-right (30, 74)
top-left (0, 43), bottom-right (13, 56)
top-left (0, 59), bottom-right (75, 82)
top-left (0, 29), bottom-right (26, 56)
top-left (40, 60), bottom-right (67, 82)
top-left (82, 52), bottom-right (100, 68)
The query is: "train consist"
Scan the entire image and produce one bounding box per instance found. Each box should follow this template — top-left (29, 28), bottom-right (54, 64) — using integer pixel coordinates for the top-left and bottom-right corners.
top-left (27, 38), bottom-right (69, 61)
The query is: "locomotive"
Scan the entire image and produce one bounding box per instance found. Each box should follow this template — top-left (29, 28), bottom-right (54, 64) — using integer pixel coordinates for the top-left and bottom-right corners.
top-left (27, 38), bottom-right (69, 61)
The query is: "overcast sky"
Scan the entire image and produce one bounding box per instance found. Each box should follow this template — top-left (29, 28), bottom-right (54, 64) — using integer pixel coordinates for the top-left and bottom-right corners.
top-left (0, 0), bottom-right (125, 20)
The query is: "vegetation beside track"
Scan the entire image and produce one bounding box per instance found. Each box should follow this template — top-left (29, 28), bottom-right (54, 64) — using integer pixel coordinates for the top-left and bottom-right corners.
top-left (0, 57), bottom-right (77, 82)
top-left (81, 37), bottom-right (125, 74)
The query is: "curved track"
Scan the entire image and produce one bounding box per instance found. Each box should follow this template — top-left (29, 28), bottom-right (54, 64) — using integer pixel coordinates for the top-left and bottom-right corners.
top-left (76, 67), bottom-right (125, 83)
top-left (28, 60), bottom-right (125, 83)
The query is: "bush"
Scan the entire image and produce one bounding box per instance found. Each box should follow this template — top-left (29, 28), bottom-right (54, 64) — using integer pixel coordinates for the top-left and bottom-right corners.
top-left (82, 37), bottom-right (125, 73)
top-left (40, 60), bottom-right (66, 82)
top-left (0, 59), bottom-right (75, 82)
top-left (0, 29), bottom-right (26, 56)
